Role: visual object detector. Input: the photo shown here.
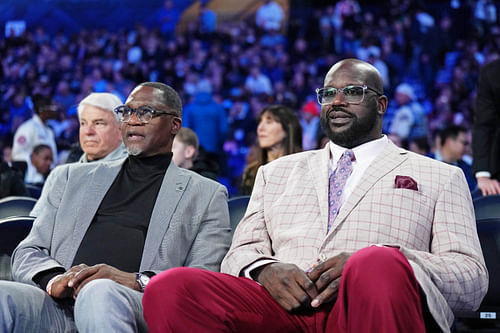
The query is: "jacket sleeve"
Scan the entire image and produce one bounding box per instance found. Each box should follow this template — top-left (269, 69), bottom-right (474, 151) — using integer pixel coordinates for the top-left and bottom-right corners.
top-left (473, 64), bottom-right (498, 174)
top-left (182, 183), bottom-right (232, 272)
top-left (221, 166), bottom-right (276, 276)
top-left (12, 124), bottom-right (32, 162)
top-left (11, 165), bottom-right (69, 285)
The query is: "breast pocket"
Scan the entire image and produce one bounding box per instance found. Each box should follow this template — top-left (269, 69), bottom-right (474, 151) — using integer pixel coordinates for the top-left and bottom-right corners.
top-left (364, 188), bottom-right (434, 248)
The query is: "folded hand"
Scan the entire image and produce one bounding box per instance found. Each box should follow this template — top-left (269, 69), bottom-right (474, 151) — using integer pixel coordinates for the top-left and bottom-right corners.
top-left (255, 262), bottom-right (318, 312)
top-left (307, 252), bottom-right (351, 308)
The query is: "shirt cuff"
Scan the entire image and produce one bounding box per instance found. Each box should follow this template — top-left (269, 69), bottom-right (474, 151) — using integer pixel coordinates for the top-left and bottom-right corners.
top-left (475, 171), bottom-right (491, 179)
top-left (371, 243), bottom-right (400, 249)
top-left (141, 271), bottom-right (156, 278)
top-left (242, 259), bottom-right (278, 280)
top-left (33, 268), bottom-right (66, 291)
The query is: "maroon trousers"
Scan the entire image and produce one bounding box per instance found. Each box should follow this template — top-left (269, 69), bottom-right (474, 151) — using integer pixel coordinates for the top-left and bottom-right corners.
top-left (143, 246), bottom-right (427, 332)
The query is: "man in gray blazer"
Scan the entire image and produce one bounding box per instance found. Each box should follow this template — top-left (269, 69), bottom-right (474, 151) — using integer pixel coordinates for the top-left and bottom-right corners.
top-left (0, 82), bottom-right (231, 333)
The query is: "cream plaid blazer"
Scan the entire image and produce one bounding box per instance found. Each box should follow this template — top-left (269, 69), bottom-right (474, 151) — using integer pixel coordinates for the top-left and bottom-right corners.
top-left (222, 141), bottom-right (488, 332)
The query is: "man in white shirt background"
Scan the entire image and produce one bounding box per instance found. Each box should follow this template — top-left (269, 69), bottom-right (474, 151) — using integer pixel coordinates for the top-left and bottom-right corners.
top-left (12, 94), bottom-right (58, 167)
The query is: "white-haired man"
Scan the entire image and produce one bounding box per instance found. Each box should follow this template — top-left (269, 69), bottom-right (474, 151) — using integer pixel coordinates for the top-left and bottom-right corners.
top-left (77, 92), bottom-right (127, 163)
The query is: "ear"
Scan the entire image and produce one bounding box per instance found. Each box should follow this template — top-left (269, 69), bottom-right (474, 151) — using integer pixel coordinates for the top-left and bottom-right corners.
top-left (171, 117), bottom-right (182, 135)
top-left (377, 95), bottom-right (388, 116)
top-left (185, 145), bottom-right (196, 160)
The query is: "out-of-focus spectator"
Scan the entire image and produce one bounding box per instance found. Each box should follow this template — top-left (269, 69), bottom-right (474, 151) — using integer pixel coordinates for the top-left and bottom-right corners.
top-left (156, 0), bottom-right (181, 40)
top-left (473, 58), bottom-right (500, 195)
top-left (182, 80), bottom-right (228, 165)
top-left (474, 0), bottom-right (497, 37)
top-left (408, 136), bottom-right (431, 156)
top-left (430, 125), bottom-right (476, 192)
top-left (77, 92), bottom-right (126, 163)
top-left (255, 0), bottom-right (284, 32)
top-left (199, 1), bottom-right (217, 35)
top-left (172, 127), bottom-right (198, 170)
top-left (318, 5), bottom-right (336, 52)
top-left (25, 144), bottom-right (53, 186)
top-left (0, 156), bottom-right (28, 198)
top-left (53, 81), bottom-right (76, 115)
top-left (333, 0), bottom-right (361, 29)
top-left (299, 100), bottom-right (320, 151)
top-left (387, 83), bottom-right (427, 141)
top-left (172, 127), bottom-right (218, 181)
top-left (12, 94), bottom-right (58, 165)
top-left (1, 88), bottom-right (31, 136)
top-left (244, 66), bottom-right (273, 96)
top-left (3, 146), bottom-right (13, 165)
top-left (241, 105), bottom-right (302, 195)
top-left (365, 46), bottom-right (390, 90)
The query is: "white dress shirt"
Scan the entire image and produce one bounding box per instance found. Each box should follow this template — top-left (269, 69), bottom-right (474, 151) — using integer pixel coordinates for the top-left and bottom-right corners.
top-left (328, 135), bottom-right (389, 207)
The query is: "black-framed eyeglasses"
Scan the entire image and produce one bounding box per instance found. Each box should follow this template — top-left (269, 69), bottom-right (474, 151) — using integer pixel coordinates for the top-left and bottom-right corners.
top-left (114, 105), bottom-right (178, 123)
top-left (315, 85), bottom-right (382, 105)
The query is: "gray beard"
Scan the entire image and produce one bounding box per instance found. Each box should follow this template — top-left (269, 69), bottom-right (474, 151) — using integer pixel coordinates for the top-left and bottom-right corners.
top-left (126, 146), bottom-right (142, 156)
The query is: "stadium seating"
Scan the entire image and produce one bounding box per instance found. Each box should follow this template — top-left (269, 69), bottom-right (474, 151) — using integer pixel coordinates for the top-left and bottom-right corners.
top-left (473, 195), bottom-right (500, 221)
top-left (0, 196), bottom-right (37, 219)
top-left (228, 195), bottom-right (250, 236)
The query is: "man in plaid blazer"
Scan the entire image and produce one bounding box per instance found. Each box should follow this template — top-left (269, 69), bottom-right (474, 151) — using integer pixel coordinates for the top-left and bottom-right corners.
top-left (142, 59), bottom-right (487, 333)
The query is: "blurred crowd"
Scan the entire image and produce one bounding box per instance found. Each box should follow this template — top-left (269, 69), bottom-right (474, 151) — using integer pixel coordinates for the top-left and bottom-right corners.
top-left (0, 0), bottom-right (499, 195)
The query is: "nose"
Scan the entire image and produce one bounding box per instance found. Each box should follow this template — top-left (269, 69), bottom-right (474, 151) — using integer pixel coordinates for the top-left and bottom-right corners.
top-left (82, 124), bottom-right (95, 135)
top-left (332, 90), bottom-right (347, 105)
top-left (127, 110), bottom-right (143, 125)
top-left (257, 122), bottom-right (265, 133)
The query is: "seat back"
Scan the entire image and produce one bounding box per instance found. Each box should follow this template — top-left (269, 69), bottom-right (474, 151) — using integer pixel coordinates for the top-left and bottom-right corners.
top-left (0, 215), bottom-right (35, 255)
top-left (473, 195), bottom-right (500, 221)
top-left (452, 217), bottom-right (500, 329)
top-left (24, 184), bottom-right (42, 199)
top-left (476, 218), bottom-right (500, 307)
top-left (0, 196), bottom-right (37, 219)
top-left (228, 195), bottom-right (250, 235)
top-left (470, 188), bottom-right (483, 200)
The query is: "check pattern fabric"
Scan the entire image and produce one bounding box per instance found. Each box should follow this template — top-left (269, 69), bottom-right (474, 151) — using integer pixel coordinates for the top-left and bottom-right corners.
top-left (222, 141), bottom-right (488, 332)
top-left (328, 150), bottom-right (355, 232)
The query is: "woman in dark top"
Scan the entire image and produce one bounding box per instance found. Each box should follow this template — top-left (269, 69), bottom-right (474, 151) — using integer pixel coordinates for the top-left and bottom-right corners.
top-left (241, 105), bottom-right (302, 195)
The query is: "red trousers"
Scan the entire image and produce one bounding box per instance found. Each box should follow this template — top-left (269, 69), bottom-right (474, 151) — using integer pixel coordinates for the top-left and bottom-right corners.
top-left (143, 246), bottom-right (427, 333)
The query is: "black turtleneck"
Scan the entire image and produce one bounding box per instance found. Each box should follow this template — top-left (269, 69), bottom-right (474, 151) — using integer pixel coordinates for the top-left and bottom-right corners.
top-left (71, 153), bottom-right (172, 272)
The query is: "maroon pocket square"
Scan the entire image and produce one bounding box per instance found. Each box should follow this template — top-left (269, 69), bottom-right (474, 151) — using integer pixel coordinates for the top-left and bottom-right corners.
top-left (394, 175), bottom-right (418, 191)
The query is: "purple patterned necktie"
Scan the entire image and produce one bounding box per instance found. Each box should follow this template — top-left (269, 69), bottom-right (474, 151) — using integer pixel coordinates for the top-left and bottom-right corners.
top-left (327, 149), bottom-right (355, 232)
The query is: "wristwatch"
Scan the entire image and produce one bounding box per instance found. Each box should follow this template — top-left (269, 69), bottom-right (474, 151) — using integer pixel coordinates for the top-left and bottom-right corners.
top-left (136, 272), bottom-right (151, 292)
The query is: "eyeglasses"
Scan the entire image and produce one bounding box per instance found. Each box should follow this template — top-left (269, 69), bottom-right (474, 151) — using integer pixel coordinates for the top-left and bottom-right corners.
top-left (315, 85), bottom-right (382, 105)
top-left (114, 105), bottom-right (178, 123)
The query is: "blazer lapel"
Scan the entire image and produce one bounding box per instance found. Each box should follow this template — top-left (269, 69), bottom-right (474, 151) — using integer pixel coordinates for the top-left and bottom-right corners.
top-left (140, 161), bottom-right (190, 270)
top-left (328, 141), bottom-right (408, 234)
top-left (71, 160), bottom-right (124, 256)
top-left (308, 144), bottom-right (331, 234)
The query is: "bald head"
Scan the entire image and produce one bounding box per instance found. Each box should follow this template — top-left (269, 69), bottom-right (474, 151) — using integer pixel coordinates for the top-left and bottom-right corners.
top-left (325, 59), bottom-right (384, 94)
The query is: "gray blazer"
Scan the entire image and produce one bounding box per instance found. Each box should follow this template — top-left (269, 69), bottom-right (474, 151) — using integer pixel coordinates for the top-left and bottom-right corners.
top-left (12, 157), bottom-right (231, 285)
